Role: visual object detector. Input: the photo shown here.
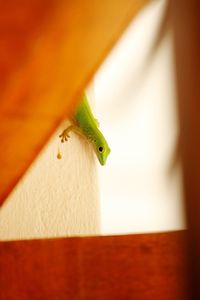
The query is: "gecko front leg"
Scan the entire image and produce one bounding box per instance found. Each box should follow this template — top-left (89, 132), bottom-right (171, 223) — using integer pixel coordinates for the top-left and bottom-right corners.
top-left (59, 125), bottom-right (74, 142)
top-left (59, 124), bottom-right (84, 143)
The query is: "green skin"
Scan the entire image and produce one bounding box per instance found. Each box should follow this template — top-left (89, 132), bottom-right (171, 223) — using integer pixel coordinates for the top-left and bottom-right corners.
top-left (60, 93), bottom-right (111, 165)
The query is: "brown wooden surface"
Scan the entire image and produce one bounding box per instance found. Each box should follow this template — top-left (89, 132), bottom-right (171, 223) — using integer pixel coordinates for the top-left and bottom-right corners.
top-left (0, 230), bottom-right (188, 300)
top-left (171, 0), bottom-right (200, 298)
top-left (0, 0), bottom-right (148, 206)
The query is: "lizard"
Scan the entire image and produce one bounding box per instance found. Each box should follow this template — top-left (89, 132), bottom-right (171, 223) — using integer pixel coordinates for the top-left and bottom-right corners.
top-left (59, 93), bottom-right (110, 165)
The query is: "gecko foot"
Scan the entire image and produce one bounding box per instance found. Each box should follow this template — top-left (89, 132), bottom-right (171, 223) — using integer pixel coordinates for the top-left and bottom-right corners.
top-left (59, 128), bottom-right (71, 143)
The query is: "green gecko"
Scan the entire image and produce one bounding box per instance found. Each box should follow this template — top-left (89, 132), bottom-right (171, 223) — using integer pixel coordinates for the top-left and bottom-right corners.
top-left (59, 93), bottom-right (111, 165)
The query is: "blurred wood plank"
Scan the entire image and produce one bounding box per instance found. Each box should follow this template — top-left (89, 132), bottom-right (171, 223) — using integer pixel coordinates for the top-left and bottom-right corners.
top-left (0, 231), bottom-right (188, 300)
top-left (170, 0), bottom-right (200, 298)
top-left (0, 0), bottom-right (148, 205)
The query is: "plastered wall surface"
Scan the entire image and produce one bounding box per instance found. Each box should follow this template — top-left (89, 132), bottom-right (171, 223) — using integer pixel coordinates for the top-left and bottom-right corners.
top-left (95, 0), bottom-right (186, 234)
top-left (0, 1), bottom-right (187, 240)
top-left (0, 91), bottom-right (100, 241)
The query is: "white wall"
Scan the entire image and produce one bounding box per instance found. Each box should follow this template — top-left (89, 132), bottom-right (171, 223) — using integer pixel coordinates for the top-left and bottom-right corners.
top-left (0, 88), bottom-right (100, 241)
top-left (95, 0), bottom-right (186, 234)
top-left (0, 0), bottom-right (186, 240)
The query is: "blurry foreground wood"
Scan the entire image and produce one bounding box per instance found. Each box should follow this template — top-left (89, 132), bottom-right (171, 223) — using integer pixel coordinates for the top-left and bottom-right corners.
top-left (171, 0), bottom-right (200, 298)
top-left (0, 0), bottom-right (148, 205)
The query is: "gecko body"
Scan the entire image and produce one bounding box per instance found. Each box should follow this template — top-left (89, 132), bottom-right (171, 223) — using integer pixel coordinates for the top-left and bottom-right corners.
top-left (59, 93), bottom-right (110, 165)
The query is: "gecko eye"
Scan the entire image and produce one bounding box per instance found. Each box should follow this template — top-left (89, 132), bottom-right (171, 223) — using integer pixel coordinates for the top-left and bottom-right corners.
top-left (99, 146), bottom-right (103, 152)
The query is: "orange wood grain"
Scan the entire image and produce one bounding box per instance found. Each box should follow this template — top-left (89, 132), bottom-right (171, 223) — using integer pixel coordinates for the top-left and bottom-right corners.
top-left (0, 231), bottom-right (188, 300)
top-left (0, 0), bottom-right (148, 205)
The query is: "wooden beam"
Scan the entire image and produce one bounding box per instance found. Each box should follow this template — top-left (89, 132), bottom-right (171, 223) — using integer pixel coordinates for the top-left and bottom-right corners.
top-left (0, 231), bottom-right (188, 300)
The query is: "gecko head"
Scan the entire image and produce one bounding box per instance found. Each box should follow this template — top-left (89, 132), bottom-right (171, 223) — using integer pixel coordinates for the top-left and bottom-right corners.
top-left (94, 138), bottom-right (111, 166)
